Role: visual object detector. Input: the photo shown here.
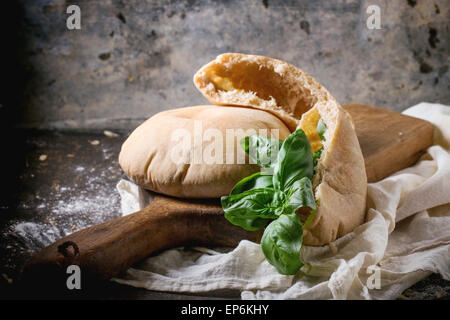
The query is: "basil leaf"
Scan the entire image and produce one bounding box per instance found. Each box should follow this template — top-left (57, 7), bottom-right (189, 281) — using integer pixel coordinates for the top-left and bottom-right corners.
top-left (317, 119), bottom-right (327, 141)
top-left (225, 215), bottom-right (270, 231)
top-left (312, 146), bottom-right (323, 167)
top-left (230, 172), bottom-right (273, 195)
top-left (273, 129), bottom-right (314, 191)
top-left (261, 212), bottom-right (304, 275)
top-left (313, 119), bottom-right (326, 167)
top-left (221, 188), bottom-right (284, 231)
top-left (240, 135), bottom-right (283, 168)
top-left (285, 176), bottom-right (316, 214)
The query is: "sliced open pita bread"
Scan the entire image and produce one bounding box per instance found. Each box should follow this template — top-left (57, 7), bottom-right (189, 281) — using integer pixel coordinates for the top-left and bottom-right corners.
top-left (194, 53), bottom-right (367, 246)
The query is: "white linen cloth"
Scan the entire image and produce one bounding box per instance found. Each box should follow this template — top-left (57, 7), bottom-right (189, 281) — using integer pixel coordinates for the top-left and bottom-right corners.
top-left (112, 102), bottom-right (450, 299)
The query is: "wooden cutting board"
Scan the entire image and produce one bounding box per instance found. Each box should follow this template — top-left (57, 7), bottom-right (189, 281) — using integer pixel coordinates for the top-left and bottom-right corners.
top-left (343, 103), bottom-right (434, 182)
top-left (22, 104), bottom-right (434, 289)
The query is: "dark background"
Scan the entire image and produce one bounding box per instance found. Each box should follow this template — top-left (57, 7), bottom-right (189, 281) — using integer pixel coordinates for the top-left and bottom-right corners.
top-left (0, 0), bottom-right (448, 299)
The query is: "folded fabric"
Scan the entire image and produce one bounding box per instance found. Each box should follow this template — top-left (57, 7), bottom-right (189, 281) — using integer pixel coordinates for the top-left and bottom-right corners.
top-left (112, 102), bottom-right (450, 300)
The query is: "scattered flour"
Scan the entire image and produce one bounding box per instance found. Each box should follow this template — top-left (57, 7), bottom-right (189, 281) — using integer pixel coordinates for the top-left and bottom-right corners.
top-left (12, 222), bottom-right (67, 249)
top-left (5, 163), bottom-right (121, 255)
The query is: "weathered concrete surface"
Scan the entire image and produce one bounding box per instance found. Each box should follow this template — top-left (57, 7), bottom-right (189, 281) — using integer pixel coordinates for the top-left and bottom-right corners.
top-left (4, 0), bottom-right (450, 130)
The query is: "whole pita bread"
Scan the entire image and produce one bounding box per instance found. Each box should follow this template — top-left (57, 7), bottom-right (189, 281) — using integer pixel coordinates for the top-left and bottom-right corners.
top-left (194, 53), bottom-right (367, 246)
top-left (119, 105), bottom-right (291, 198)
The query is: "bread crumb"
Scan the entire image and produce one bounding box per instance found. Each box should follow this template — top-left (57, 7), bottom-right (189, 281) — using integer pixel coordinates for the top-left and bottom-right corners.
top-left (39, 154), bottom-right (48, 161)
top-left (89, 140), bottom-right (100, 146)
top-left (104, 130), bottom-right (119, 137)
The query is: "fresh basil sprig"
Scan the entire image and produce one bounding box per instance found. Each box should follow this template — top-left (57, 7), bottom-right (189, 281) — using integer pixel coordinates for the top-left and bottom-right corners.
top-left (222, 121), bottom-right (327, 275)
top-left (221, 130), bottom-right (313, 275)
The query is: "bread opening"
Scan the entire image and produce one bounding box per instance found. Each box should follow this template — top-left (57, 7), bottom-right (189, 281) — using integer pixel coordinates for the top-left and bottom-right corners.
top-left (202, 59), bottom-right (316, 121)
top-left (299, 107), bottom-right (323, 153)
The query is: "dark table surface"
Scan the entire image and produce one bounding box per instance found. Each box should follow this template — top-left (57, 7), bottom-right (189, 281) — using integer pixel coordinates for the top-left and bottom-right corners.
top-left (0, 130), bottom-right (448, 300)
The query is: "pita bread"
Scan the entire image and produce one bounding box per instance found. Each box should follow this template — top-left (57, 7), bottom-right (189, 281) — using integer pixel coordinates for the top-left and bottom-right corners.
top-left (119, 105), bottom-right (291, 198)
top-left (194, 53), bottom-right (367, 246)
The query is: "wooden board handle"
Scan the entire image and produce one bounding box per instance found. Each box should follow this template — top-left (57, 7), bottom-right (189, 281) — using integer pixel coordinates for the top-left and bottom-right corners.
top-left (22, 195), bottom-right (261, 287)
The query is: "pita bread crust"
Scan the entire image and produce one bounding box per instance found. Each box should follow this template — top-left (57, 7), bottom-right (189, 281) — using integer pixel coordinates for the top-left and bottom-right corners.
top-left (119, 105), bottom-right (291, 198)
top-left (302, 104), bottom-right (367, 246)
top-left (194, 53), bottom-right (367, 246)
top-left (194, 53), bottom-right (331, 132)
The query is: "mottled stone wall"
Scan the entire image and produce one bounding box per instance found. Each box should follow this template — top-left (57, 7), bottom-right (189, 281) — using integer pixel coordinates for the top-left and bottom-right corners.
top-left (4, 0), bottom-right (449, 130)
